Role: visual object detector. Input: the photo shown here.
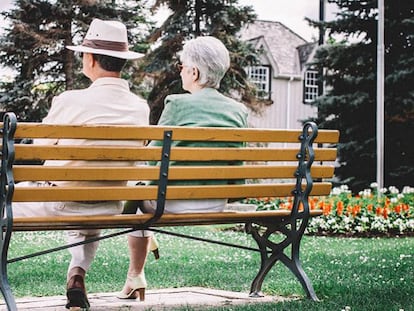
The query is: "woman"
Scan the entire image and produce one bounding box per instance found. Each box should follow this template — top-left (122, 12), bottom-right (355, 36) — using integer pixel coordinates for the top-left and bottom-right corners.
top-left (117, 36), bottom-right (248, 301)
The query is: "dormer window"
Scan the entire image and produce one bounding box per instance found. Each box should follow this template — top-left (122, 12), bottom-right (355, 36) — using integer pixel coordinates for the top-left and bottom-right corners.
top-left (304, 69), bottom-right (319, 103)
top-left (246, 65), bottom-right (271, 100)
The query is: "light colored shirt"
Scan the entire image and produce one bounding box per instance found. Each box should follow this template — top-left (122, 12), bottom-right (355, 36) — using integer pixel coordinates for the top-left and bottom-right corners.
top-left (37, 77), bottom-right (150, 187)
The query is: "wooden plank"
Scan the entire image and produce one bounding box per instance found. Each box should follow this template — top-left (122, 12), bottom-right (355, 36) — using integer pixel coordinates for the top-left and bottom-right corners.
top-left (11, 209), bottom-right (324, 231)
top-left (12, 124), bottom-right (340, 144)
top-left (14, 145), bottom-right (162, 161)
top-left (14, 146), bottom-right (337, 162)
top-left (12, 183), bottom-right (332, 202)
top-left (13, 165), bottom-right (335, 181)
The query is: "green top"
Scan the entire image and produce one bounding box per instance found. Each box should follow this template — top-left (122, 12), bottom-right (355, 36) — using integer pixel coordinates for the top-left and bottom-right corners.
top-left (150, 88), bottom-right (248, 185)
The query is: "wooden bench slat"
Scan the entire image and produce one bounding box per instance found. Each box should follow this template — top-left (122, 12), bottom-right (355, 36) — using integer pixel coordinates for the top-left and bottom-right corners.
top-left (15, 146), bottom-right (337, 162)
top-left (13, 165), bottom-right (336, 181)
top-left (13, 183), bottom-right (332, 202)
top-left (13, 123), bottom-right (339, 143)
top-left (11, 209), bottom-right (324, 231)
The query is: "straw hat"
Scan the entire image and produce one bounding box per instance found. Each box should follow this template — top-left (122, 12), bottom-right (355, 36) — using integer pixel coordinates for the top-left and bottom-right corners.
top-left (66, 19), bottom-right (144, 60)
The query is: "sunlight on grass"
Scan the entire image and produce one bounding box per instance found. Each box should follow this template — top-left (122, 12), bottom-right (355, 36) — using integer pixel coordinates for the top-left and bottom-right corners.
top-left (5, 227), bottom-right (414, 311)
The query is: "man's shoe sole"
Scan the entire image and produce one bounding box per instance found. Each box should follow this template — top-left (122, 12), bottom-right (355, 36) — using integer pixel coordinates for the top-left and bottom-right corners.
top-left (66, 287), bottom-right (90, 310)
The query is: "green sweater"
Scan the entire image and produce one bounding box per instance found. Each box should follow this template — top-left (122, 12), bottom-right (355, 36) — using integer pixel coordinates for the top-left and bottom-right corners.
top-left (150, 88), bottom-right (248, 185)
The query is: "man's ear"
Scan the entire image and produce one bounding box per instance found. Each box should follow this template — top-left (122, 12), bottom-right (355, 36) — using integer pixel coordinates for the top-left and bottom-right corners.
top-left (85, 53), bottom-right (95, 67)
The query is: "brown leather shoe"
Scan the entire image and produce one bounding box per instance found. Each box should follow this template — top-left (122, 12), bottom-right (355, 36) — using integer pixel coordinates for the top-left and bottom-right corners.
top-left (65, 274), bottom-right (90, 310)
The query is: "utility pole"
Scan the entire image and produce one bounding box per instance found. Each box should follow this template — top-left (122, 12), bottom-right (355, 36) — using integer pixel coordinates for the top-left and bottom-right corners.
top-left (377, 0), bottom-right (385, 192)
top-left (318, 0), bottom-right (325, 96)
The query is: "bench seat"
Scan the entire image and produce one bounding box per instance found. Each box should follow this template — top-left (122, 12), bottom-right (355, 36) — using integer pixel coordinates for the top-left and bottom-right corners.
top-left (12, 209), bottom-right (324, 231)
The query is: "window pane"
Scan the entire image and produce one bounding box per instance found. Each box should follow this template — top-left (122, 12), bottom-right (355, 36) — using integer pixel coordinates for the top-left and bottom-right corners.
top-left (304, 70), bottom-right (319, 103)
top-left (247, 66), bottom-right (270, 99)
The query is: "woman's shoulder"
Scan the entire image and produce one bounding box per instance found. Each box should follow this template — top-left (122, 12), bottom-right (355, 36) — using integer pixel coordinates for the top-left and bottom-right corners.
top-left (165, 92), bottom-right (191, 103)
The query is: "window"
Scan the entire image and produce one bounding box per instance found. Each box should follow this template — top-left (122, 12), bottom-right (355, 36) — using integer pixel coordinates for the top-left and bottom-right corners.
top-left (304, 69), bottom-right (319, 103)
top-left (246, 65), bottom-right (271, 99)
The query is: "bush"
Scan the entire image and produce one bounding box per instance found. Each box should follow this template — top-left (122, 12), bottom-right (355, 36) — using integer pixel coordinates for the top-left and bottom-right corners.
top-left (243, 184), bottom-right (414, 237)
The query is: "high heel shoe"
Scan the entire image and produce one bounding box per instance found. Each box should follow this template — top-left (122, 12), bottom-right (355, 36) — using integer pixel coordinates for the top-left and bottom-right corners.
top-left (150, 236), bottom-right (160, 260)
top-left (117, 273), bottom-right (147, 301)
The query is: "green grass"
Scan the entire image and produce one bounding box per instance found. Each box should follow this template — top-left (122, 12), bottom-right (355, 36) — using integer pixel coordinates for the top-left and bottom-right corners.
top-left (5, 227), bottom-right (414, 311)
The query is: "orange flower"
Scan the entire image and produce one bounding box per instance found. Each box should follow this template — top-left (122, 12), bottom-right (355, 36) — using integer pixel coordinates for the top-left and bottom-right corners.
top-left (402, 204), bottom-right (409, 212)
top-left (318, 200), bottom-right (324, 209)
top-left (376, 207), bottom-right (383, 216)
top-left (309, 198), bottom-right (316, 210)
top-left (395, 204), bottom-right (402, 214)
top-left (383, 208), bottom-right (389, 219)
top-left (336, 202), bottom-right (344, 216)
top-left (352, 205), bottom-right (361, 217)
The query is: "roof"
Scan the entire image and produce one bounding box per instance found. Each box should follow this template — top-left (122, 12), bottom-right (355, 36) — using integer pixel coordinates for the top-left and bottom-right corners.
top-left (239, 20), bottom-right (312, 76)
top-left (297, 42), bottom-right (318, 71)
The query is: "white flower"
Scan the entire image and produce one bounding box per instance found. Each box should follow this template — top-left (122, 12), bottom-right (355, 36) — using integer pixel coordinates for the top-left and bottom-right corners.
top-left (402, 186), bottom-right (414, 194)
top-left (389, 186), bottom-right (399, 194)
top-left (370, 182), bottom-right (378, 188)
top-left (331, 187), bottom-right (342, 195)
top-left (390, 197), bottom-right (398, 204)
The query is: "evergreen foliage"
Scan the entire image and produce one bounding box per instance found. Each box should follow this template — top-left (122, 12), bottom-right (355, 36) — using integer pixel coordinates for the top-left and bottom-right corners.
top-left (137, 0), bottom-right (259, 124)
top-left (309, 0), bottom-right (413, 192)
top-left (0, 0), bottom-right (151, 121)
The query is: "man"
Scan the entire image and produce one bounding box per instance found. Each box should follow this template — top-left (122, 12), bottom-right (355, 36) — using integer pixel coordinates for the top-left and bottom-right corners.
top-left (12, 19), bottom-right (149, 310)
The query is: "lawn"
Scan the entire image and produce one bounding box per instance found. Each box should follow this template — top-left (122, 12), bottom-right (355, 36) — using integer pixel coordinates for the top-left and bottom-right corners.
top-left (5, 226), bottom-right (414, 311)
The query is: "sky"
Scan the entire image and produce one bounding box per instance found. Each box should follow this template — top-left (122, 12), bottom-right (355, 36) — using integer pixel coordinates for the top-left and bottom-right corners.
top-left (0, 0), bottom-right (337, 41)
top-left (150, 0), bottom-right (338, 42)
top-left (238, 0), bottom-right (337, 41)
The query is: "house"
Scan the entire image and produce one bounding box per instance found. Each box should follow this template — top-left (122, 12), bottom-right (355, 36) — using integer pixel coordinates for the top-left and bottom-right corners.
top-left (239, 20), bottom-right (319, 130)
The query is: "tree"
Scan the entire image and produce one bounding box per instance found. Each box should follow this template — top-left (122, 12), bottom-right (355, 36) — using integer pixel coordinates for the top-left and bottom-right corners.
top-left (135, 0), bottom-right (259, 124)
top-left (0, 0), bottom-right (151, 121)
top-left (309, 0), bottom-right (414, 192)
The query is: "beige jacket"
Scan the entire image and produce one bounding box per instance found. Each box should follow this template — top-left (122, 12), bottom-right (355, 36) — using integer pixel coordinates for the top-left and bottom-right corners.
top-left (37, 77), bottom-right (149, 187)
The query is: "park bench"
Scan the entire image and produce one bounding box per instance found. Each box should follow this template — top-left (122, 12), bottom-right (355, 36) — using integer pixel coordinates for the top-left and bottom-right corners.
top-left (0, 111), bottom-right (339, 310)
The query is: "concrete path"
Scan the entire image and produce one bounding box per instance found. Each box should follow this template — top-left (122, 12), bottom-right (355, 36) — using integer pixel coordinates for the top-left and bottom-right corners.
top-left (0, 287), bottom-right (289, 310)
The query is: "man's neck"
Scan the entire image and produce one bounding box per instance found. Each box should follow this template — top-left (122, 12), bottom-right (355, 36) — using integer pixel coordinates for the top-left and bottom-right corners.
top-left (90, 71), bottom-right (121, 82)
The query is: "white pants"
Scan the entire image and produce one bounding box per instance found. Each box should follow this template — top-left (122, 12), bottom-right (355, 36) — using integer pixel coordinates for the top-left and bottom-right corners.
top-left (128, 199), bottom-right (227, 237)
top-left (12, 182), bottom-right (123, 274)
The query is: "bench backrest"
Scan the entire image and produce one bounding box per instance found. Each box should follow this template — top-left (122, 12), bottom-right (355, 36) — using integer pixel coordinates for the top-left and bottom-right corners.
top-left (1, 112), bottom-right (339, 210)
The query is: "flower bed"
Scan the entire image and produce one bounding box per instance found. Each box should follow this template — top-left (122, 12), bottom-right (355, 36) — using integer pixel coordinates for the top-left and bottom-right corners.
top-left (243, 184), bottom-right (414, 237)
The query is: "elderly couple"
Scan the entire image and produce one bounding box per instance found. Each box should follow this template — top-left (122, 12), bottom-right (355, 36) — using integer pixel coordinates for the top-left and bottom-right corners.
top-left (12, 18), bottom-right (248, 310)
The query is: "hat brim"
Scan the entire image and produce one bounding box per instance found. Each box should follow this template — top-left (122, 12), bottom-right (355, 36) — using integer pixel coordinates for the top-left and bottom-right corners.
top-left (66, 45), bottom-right (144, 60)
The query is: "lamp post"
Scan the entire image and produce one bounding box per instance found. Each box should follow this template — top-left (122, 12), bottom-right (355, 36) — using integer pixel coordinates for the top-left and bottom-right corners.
top-left (377, 0), bottom-right (385, 192)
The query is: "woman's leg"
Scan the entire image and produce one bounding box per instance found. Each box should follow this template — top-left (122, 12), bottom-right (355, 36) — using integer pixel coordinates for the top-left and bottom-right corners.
top-left (118, 233), bottom-right (151, 300)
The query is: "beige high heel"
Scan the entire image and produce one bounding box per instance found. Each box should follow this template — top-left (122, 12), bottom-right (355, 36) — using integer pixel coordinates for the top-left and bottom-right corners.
top-left (150, 235), bottom-right (160, 259)
top-left (117, 273), bottom-right (147, 301)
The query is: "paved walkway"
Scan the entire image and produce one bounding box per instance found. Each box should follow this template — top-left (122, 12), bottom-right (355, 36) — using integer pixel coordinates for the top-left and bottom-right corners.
top-left (0, 287), bottom-right (288, 310)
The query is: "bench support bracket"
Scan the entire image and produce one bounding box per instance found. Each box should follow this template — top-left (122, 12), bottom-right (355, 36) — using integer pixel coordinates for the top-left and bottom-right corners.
top-left (0, 113), bottom-right (18, 310)
top-left (247, 122), bottom-right (319, 301)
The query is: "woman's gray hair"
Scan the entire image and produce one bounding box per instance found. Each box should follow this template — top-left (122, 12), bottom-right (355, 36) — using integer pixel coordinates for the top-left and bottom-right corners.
top-left (180, 36), bottom-right (230, 89)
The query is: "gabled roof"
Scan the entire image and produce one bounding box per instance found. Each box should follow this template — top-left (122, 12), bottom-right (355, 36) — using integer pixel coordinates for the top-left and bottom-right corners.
top-left (239, 20), bottom-right (310, 76)
top-left (297, 42), bottom-right (318, 71)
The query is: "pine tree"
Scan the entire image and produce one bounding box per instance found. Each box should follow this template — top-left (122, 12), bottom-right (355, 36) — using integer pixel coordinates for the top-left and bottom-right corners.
top-left (0, 0), bottom-right (151, 121)
top-left (136, 0), bottom-right (259, 124)
top-left (309, 0), bottom-right (413, 192)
